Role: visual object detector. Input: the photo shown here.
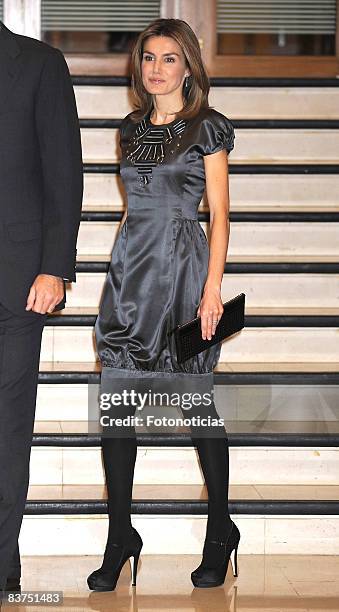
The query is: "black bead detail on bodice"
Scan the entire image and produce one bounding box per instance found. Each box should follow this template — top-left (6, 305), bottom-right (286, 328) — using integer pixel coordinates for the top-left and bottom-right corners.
top-left (125, 116), bottom-right (187, 186)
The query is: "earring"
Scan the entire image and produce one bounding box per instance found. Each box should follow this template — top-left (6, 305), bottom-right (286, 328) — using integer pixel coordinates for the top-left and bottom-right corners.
top-left (184, 75), bottom-right (190, 90)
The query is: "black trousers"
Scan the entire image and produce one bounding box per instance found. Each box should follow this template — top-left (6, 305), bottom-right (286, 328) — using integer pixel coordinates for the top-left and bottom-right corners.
top-left (0, 302), bottom-right (46, 588)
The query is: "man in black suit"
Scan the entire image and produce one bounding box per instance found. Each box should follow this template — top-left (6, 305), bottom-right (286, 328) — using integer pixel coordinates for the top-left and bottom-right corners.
top-left (0, 22), bottom-right (83, 591)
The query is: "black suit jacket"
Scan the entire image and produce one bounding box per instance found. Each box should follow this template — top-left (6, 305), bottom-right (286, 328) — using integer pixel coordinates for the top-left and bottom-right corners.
top-left (0, 23), bottom-right (83, 316)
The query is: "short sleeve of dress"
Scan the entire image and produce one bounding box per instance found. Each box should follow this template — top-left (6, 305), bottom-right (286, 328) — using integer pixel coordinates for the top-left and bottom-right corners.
top-left (198, 109), bottom-right (235, 156)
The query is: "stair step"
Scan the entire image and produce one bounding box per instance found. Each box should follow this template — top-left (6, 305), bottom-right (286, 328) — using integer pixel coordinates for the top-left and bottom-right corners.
top-left (32, 419), bottom-right (339, 437)
top-left (26, 483), bottom-right (339, 502)
top-left (75, 221), bottom-right (339, 260)
top-left (52, 307), bottom-right (339, 316)
top-left (83, 173), bottom-right (339, 212)
top-left (29, 444), bottom-right (339, 485)
top-left (39, 327), bottom-right (339, 363)
top-left (74, 85), bottom-right (339, 119)
top-left (57, 272), bottom-right (339, 310)
top-left (30, 442), bottom-right (339, 489)
top-left (38, 361), bottom-right (339, 375)
top-left (80, 128), bottom-right (339, 164)
top-left (35, 373), bottom-right (339, 422)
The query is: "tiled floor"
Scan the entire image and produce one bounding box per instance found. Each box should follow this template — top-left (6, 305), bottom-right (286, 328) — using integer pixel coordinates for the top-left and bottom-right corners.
top-left (2, 554), bottom-right (339, 611)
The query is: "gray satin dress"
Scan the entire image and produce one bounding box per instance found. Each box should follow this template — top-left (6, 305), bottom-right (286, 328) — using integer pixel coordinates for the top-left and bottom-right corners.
top-left (95, 106), bottom-right (235, 381)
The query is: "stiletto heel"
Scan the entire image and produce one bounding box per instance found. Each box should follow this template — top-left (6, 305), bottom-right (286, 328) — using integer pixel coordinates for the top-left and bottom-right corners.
top-left (131, 548), bottom-right (141, 586)
top-left (230, 542), bottom-right (239, 577)
top-left (191, 519), bottom-right (240, 588)
top-left (87, 527), bottom-right (143, 592)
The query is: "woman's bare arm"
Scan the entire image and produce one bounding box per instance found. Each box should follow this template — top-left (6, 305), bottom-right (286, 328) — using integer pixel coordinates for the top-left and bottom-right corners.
top-left (197, 148), bottom-right (230, 339)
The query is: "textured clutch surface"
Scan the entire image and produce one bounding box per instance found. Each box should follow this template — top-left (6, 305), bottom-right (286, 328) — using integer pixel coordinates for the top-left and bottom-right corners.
top-left (173, 293), bottom-right (245, 364)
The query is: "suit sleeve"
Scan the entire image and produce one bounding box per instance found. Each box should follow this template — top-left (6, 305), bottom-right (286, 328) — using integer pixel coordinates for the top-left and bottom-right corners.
top-left (35, 48), bottom-right (83, 282)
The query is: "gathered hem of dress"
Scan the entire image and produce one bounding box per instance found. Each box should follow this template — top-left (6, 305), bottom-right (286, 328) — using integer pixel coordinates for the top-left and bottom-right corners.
top-left (101, 362), bottom-right (214, 378)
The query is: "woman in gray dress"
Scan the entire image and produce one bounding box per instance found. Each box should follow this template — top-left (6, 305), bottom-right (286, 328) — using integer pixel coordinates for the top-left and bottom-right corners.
top-left (87, 17), bottom-right (240, 591)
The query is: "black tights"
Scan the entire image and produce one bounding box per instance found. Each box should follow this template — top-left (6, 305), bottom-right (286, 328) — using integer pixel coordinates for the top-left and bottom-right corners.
top-left (101, 395), bottom-right (232, 555)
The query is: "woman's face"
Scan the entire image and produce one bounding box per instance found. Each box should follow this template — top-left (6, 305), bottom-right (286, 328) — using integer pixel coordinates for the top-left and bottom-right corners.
top-left (141, 35), bottom-right (190, 98)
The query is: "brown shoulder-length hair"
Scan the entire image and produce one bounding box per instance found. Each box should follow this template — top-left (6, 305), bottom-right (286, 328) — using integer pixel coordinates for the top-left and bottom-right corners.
top-left (129, 18), bottom-right (210, 123)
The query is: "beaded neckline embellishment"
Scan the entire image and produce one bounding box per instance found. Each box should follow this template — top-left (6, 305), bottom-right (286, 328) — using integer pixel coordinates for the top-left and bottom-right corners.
top-left (125, 115), bottom-right (187, 186)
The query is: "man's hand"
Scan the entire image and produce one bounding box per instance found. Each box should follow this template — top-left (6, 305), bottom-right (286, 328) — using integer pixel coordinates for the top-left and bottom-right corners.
top-left (26, 274), bottom-right (64, 314)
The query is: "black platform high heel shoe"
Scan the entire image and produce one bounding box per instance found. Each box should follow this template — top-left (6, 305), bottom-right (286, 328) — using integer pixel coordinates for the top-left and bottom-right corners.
top-left (191, 520), bottom-right (240, 588)
top-left (87, 527), bottom-right (143, 592)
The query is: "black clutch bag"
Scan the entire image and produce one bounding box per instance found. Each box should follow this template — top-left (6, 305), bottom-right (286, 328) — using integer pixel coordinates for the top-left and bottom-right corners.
top-left (172, 293), bottom-right (245, 364)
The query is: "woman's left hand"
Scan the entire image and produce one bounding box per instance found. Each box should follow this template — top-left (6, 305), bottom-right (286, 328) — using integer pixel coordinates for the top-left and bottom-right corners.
top-left (197, 287), bottom-right (223, 340)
